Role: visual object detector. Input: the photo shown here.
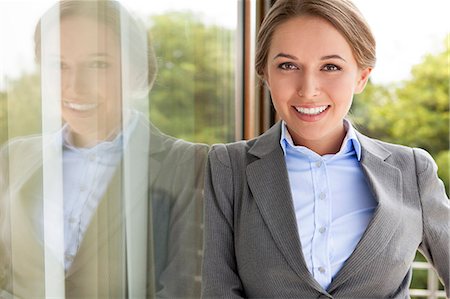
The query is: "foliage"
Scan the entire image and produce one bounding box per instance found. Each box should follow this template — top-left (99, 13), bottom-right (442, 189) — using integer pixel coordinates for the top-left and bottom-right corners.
top-left (436, 150), bottom-right (449, 192)
top-left (0, 73), bottom-right (42, 145)
top-left (353, 35), bottom-right (449, 194)
top-left (148, 11), bottom-right (236, 144)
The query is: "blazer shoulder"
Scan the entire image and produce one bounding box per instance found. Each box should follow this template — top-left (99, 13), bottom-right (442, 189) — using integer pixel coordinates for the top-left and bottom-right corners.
top-left (359, 133), bottom-right (438, 176)
top-left (152, 128), bottom-right (209, 166)
top-left (1, 135), bottom-right (43, 157)
top-left (0, 135), bottom-right (45, 173)
top-left (412, 147), bottom-right (437, 175)
top-left (359, 133), bottom-right (415, 160)
top-left (209, 139), bottom-right (255, 169)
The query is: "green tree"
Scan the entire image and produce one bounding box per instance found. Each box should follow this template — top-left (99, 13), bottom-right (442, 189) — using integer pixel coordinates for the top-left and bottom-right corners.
top-left (354, 35), bottom-right (449, 194)
top-left (0, 73), bottom-right (42, 146)
top-left (148, 11), bottom-right (236, 144)
top-left (0, 91), bottom-right (7, 144)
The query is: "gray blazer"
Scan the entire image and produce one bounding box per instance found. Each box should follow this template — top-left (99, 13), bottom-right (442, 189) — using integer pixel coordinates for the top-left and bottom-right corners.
top-left (0, 116), bottom-right (208, 298)
top-left (202, 121), bottom-right (449, 299)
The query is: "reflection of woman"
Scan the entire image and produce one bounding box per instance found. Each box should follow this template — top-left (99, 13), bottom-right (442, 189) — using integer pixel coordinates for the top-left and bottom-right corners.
top-left (0, 1), bottom-right (207, 298)
top-left (202, 0), bottom-right (449, 298)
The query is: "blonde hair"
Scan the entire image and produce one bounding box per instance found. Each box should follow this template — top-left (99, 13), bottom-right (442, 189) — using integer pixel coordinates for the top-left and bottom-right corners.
top-left (255, 0), bottom-right (376, 77)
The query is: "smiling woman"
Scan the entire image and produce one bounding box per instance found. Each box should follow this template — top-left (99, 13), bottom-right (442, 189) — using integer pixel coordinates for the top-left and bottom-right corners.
top-left (50, 16), bottom-right (123, 146)
top-left (0, 1), bottom-right (208, 298)
top-left (201, 0), bottom-right (449, 298)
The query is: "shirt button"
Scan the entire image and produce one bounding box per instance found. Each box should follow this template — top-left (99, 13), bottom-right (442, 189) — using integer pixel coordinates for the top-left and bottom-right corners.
top-left (65, 254), bottom-right (74, 263)
top-left (319, 192), bottom-right (326, 200)
top-left (88, 154), bottom-right (96, 162)
top-left (315, 161), bottom-right (323, 168)
top-left (318, 266), bottom-right (326, 274)
top-left (319, 227), bottom-right (326, 234)
top-left (69, 217), bottom-right (76, 224)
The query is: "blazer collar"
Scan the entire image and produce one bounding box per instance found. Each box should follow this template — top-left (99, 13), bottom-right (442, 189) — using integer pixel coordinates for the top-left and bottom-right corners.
top-left (328, 131), bottom-right (403, 293)
top-left (248, 121), bottom-right (283, 158)
top-left (246, 121), bottom-right (328, 295)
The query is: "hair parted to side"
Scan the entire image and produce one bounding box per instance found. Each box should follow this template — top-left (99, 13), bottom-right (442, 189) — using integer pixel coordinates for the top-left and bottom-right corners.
top-left (34, 0), bottom-right (158, 90)
top-left (255, 0), bottom-right (376, 78)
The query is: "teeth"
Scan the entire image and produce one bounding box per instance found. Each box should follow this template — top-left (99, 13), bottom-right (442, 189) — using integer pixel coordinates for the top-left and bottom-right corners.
top-left (295, 105), bottom-right (328, 115)
top-left (63, 101), bottom-right (98, 111)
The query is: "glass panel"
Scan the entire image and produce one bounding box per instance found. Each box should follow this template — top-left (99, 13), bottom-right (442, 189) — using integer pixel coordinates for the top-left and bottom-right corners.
top-left (0, 0), bottom-right (238, 297)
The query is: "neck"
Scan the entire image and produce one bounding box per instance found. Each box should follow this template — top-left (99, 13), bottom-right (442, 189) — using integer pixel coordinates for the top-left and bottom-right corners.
top-left (289, 125), bottom-right (346, 156)
top-left (69, 127), bottom-right (120, 148)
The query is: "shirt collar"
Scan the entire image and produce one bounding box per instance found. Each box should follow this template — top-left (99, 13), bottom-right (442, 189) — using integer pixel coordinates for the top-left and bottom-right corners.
top-left (62, 109), bottom-right (139, 154)
top-left (280, 119), bottom-right (362, 161)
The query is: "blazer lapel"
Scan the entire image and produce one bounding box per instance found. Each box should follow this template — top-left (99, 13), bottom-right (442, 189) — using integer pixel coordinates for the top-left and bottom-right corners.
top-left (328, 132), bottom-right (403, 292)
top-left (246, 122), bottom-right (325, 293)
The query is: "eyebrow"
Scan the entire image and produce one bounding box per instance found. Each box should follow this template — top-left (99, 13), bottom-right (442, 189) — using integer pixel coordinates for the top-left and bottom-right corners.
top-left (49, 53), bottom-right (111, 59)
top-left (272, 53), bottom-right (347, 62)
top-left (89, 53), bottom-right (110, 58)
top-left (272, 53), bottom-right (297, 60)
top-left (321, 54), bottom-right (346, 62)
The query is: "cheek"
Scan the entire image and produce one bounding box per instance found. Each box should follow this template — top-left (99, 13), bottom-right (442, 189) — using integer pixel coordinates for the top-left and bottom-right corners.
top-left (94, 70), bottom-right (121, 99)
top-left (322, 76), bottom-right (357, 104)
top-left (267, 74), bottom-right (298, 103)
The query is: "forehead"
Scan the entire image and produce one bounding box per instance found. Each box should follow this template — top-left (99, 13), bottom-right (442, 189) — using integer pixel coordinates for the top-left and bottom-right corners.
top-left (269, 16), bottom-right (353, 58)
top-left (57, 16), bottom-right (119, 54)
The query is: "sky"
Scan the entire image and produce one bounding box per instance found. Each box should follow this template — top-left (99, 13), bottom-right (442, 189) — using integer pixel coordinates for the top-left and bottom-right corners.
top-left (0, 0), bottom-right (449, 89)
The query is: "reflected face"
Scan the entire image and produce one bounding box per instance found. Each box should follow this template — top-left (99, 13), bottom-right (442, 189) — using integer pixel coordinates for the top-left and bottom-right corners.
top-left (265, 16), bottom-right (371, 151)
top-left (51, 16), bottom-right (122, 145)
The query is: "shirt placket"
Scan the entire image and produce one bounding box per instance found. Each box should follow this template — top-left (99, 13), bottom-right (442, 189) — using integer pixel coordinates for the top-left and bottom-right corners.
top-left (311, 158), bottom-right (331, 288)
top-left (65, 151), bottom-right (97, 268)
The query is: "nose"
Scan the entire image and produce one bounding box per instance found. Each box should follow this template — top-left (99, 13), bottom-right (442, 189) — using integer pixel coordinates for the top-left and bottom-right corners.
top-left (62, 67), bottom-right (89, 96)
top-left (297, 71), bottom-right (320, 98)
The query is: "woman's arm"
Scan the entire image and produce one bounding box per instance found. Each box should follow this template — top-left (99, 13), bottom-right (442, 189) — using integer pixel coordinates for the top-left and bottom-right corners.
top-left (414, 148), bottom-right (449, 297)
top-left (202, 144), bottom-right (245, 298)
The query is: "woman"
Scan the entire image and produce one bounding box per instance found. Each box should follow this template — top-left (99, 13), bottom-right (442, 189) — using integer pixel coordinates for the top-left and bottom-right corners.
top-left (202, 0), bottom-right (449, 298)
top-left (0, 1), bottom-right (207, 298)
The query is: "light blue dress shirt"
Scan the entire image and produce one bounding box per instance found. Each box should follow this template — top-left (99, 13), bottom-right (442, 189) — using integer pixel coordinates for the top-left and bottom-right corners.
top-left (62, 111), bottom-right (139, 270)
top-left (280, 120), bottom-right (377, 290)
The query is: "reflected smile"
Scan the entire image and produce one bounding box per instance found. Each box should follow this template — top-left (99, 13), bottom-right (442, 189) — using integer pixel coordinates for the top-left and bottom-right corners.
top-left (63, 101), bottom-right (98, 111)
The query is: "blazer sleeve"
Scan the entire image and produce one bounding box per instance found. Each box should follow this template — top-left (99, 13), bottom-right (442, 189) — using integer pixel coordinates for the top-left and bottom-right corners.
top-left (414, 148), bottom-right (450, 297)
top-left (201, 144), bottom-right (245, 298)
top-left (155, 142), bottom-right (208, 298)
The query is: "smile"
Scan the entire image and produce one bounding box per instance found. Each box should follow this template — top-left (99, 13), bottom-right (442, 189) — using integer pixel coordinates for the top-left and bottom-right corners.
top-left (295, 105), bottom-right (329, 115)
top-left (63, 101), bottom-right (98, 111)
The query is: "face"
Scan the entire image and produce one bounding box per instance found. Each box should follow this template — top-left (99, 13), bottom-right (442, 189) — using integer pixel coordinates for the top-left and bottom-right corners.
top-left (265, 16), bottom-right (371, 153)
top-left (46, 16), bottom-right (122, 146)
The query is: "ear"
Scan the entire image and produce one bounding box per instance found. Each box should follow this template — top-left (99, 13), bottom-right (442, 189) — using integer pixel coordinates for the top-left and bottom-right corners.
top-left (262, 68), bottom-right (271, 91)
top-left (354, 67), bottom-right (372, 94)
top-left (264, 79), bottom-right (271, 91)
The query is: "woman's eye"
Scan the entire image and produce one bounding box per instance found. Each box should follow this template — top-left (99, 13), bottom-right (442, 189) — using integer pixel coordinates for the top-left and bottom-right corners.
top-left (278, 62), bottom-right (298, 71)
top-left (322, 64), bottom-right (341, 72)
top-left (88, 60), bottom-right (110, 69)
top-left (47, 60), bottom-right (68, 70)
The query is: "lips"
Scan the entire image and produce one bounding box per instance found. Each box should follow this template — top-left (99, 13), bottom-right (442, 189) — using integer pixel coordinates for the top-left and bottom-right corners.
top-left (63, 100), bottom-right (98, 112)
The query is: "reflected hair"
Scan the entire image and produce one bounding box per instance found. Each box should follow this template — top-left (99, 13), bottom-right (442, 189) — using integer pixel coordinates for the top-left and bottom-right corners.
top-left (255, 0), bottom-right (376, 78)
top-left (34, 0), bottom-right (157, 91)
